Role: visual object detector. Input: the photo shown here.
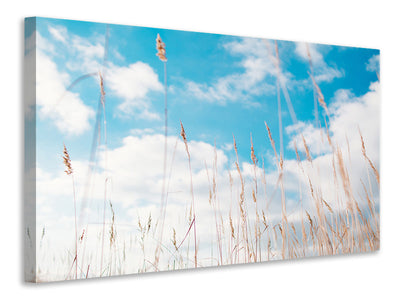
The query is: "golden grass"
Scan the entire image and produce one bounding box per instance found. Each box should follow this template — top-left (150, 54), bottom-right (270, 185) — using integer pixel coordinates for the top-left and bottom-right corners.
top-left (37, 36), bottom-right (380, 282)
top-left (62, 144), bottom-right (78, 279)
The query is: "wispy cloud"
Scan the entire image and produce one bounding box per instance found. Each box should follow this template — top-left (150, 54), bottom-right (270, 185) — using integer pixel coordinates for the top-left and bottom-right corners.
top-left (48, 25), bottom-right (68, 44)
top-left (184, 37), bottom-right (277, 105)
top-left (46, 25), bottom-right (108, 73)
top-left (295, 42), bottom-right (343, 82)
top-left (65, 35), bottom-right (105, 73)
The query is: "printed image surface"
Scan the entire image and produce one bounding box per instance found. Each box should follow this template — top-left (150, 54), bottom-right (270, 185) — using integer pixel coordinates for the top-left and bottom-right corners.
top-left (24, 17), bottom-right (380, 282)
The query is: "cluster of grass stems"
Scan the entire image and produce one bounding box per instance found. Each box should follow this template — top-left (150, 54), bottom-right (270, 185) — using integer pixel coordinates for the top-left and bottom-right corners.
top-left (35, 33), bottom-right (379, 282)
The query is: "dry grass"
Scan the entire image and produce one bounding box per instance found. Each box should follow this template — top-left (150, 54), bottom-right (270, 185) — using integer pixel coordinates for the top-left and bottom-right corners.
top-left (180, 121), bottom-right (198, 268)
top-left (62, 144), bottom-right (78, 279)
top-left (36, 35), bottom-right (380, 282)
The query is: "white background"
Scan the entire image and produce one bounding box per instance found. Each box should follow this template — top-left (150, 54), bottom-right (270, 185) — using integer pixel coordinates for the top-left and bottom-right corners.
top-left (1, 0), bottom-right (399, 298)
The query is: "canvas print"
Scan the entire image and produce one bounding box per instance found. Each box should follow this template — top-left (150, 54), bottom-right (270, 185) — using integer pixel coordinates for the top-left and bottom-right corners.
top-left (24, 17), bottom-right (380, 283)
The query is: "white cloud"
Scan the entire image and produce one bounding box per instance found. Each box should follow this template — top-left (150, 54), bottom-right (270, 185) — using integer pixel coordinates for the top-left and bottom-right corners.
top-left (35, 36), bottom-right (95, 135)
top-left (295, 42), bottom-right (343, 82)
top-left (36, 133), bottom-right (237, 271)
top-left (72, 35), bottom-right (104, 58)
top-left (295, 42), bottom-right (324, 65)
top-left (106, 62), bottom-right (163, 118)
top-left (288, 81), bottom-right (380, 158)
top-left (286, 121), bottom-right (331, 156)
top-left (37, 31), bottom-right (56, 54)
top-left (329, 88), bottom-right (356, 111)
top-left (329, 81), bottom-right (380, 162)
top-left (285, 83), bottom-right (375, 158)
top-left (25, 28), bottom-right (106, 136)
top-left (95, 134), bottom-right (229, 207)
top-left (366, 54), bottom-right (380, 73)
top-left (285, 81), bottom-right (380, 212)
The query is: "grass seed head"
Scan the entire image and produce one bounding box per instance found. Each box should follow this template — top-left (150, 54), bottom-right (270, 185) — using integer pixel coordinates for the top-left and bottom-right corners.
top-left (156, 33), bottom-right (167, 62)
top-left (99, 71), bottom-right (106, 97)
top-left (180, 121), bottom-right (190, 157)
top-left (63, 144), bottom-right (73, 175)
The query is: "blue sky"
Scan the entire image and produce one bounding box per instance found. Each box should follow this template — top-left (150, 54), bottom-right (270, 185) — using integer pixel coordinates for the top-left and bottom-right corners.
top-left (32, 17), bottom-right (379, 171)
